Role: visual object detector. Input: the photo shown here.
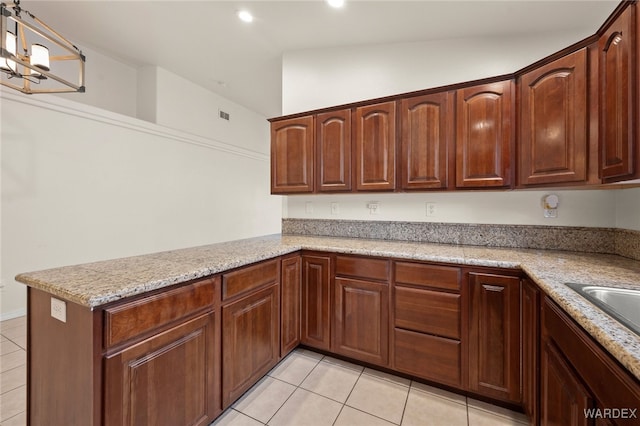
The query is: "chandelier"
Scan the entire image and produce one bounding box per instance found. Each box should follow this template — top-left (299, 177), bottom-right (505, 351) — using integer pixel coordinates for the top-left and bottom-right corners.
top-left (0, 0), bottom-right (85, 94)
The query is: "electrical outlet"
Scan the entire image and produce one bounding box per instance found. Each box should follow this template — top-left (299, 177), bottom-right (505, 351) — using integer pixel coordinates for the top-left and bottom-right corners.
top-left (51, 297), bottom-right (67, 323)
top-left (331, 202), bottom-right (339, 215)
top-left (367, 202), bottom-right (380, 215)
top-left (305, 201), bottom-right (314, 214)
top-left (426, 202), bottom-right (437, 217)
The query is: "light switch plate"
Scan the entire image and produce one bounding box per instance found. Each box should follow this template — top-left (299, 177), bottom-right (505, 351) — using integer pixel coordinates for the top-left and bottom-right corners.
top-left (51, 297), bottom-right (67, 323)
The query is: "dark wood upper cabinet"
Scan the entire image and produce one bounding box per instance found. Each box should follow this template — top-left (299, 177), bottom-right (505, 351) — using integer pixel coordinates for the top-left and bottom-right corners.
top-left (355, 101), bottom-right (396, 191)
top-left (400, 92), bottom-right (455, 190)
top-left (316, 109), bottom-right (352, 192)
top-left (456, 81), bottom-right (514, 188)
top-left (600, 4), bottom-right (637, 182)
top-left (271, 116), bottom-right (314, 193)
top-left (519, 48), bottom-right (589, 186)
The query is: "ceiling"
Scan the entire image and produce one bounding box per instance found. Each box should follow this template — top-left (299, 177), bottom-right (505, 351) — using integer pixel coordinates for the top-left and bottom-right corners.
top-left (27, 0), bottom-right (619, 117)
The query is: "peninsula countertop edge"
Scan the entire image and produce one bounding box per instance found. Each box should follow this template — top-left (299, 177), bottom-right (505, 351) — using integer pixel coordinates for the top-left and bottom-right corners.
top-left (15, 233), bottom-right (640, 380)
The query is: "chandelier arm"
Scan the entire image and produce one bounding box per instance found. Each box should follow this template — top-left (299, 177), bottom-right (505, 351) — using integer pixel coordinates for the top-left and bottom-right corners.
top-left (10, 14), bottom-right (83, 60)
top-left (27, 10), bottom-right (82, 55)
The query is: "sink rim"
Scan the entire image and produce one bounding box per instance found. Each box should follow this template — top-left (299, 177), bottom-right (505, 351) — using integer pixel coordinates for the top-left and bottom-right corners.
top-left (565, 282), bottom-right (640, 337)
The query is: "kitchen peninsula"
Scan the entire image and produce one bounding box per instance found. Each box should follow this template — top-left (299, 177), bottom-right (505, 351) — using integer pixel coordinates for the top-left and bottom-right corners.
top-left (16, 231), bottom-right (640, 426)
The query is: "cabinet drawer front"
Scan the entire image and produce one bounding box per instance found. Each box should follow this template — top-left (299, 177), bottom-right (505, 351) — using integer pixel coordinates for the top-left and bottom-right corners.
top-left (104, 278), bottom-right (215, 349)
top-left (395, 262), bottom-right (461, 291)
top-left (222, 259), bottom-right (280, 300)
top-left (394, 328), bottom-right (461, 387)
top-left (395, 286), bottom-right (460, 339)
top-left (336, 255), bottom-right (389, 281)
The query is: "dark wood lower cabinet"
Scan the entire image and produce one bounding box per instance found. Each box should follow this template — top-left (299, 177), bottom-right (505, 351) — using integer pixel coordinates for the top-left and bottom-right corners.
top-left (394, 328), bottom-right (461, 387)
top-left (468, 272), bottom-right (522, 404)
top-left (522, 279), bottom-right (540, 425)
top-left (541, 296), bottom-right (640, 426)
top-left (301, 254), bottom-right (332, 350)
top-left (104, 313), bottom-right (218, 426)
top-left (332, 277), bottom-right (389, 366)
top-left (221, 284), bottom-right (280, 407)
top-left (27, 251), bottom-right (640, 426)
top-left (540, 339), bottom-right (592, 426)
top-left (281, 255), bottom-right (301, 356)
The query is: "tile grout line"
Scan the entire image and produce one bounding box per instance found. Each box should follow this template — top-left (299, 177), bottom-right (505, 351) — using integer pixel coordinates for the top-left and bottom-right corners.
top-left (263, 352), bottom-right (327, 425)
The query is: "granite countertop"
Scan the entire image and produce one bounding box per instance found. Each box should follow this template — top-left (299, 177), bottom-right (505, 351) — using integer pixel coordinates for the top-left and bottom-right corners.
top-left (15, 233), bottom-right (640, 381)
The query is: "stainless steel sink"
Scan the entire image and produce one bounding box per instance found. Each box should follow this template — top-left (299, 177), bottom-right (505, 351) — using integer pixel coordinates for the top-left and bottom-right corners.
top-left (566, 283), bottom-right (640, 336)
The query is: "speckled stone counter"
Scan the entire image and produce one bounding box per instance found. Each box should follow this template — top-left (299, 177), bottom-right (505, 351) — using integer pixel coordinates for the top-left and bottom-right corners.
top-left (15, 233), bottom-right (640, 381)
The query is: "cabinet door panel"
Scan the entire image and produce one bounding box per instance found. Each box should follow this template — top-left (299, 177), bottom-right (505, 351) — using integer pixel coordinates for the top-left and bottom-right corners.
top-left (317, 109), bottom-right (352, 192)
top-left (355, 102), bottom-right (396, 191)
top-left (222, 285), bottom-right (279, 407)
top-left (540, 340), bottom-right (592, 426)
top-left (456, 81), bottom-right (513, 188)
top-left (394, 328), bottom-right (461, 388)
top-left (271, 116), bottom-right (314, 193)
top-left (600, 5), bottom-right (636, 181)
top-left (400, 92), bottom-right (454, 189)
top-left (281, 255), bottom-right (301, 356)
top-left (468, 273), bottom-right (521, 403)
top-left (301, 255), bottom-right (332, 350)
top-left (522, 280), bottom-right (540, 425)
top-left (519, 49), bottom-right (588, 185)
top-left (333, 278), bottom-right (389, 366)
top-left (105, 313), bottom-right (217, 426)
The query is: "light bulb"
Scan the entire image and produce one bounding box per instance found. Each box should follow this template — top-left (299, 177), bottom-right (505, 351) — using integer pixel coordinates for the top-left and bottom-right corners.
top-left (1, 31), bottom-right (17, 73)
top-left (237, 10), bottom-right (253, 23)
top-left (327, 0), bottom-right (345, 8)
top-left (31, 43), bottom-right (50, 72)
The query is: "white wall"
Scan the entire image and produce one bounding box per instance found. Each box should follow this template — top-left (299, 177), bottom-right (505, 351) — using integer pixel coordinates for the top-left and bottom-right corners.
top-left (1, 83), bottom-right (280, 320)
top-left (281, 30), bottom-right (640, 232)
top-left (282, 30), bottom-right (590, 115)
top-left (284, 191), bottom-right (618, 228)
top-left (152, 69), bottom-right (270, 155)
top-left (615, 187), bottom-right (640, 231)
top-left (54, 44), bottom-right (138, 118)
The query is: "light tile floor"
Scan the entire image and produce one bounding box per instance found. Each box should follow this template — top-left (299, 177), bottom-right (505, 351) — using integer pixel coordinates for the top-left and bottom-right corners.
top-left (216, 349), bottom-right (529, 426)
top-left (0, 316), bottom-right (529, 426)
top-left (0, 316), bottom-right (27, 426)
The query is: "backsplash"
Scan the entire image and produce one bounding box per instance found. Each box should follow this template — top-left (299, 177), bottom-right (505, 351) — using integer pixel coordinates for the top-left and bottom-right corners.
top-left (282, 219), bottom-right (640, 261)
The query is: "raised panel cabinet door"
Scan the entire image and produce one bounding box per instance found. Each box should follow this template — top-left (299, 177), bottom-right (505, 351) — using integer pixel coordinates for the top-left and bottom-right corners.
top-left (522, 279), bottom-right (540, 425)
top-left (355, 101), bottom-right (396, 191)
top-left (468, 272), bottom-right (521, 403)
top-left (281, 255), bottom-right (301, 357)
top-left (600, 4), bottom-right (636, 182)
top-left (333, 277), bottom-right (389, 366)
top-left (456, 80), bottom-right (514, 188)
top-left (301, 255), bottom-right (332, 350)
top-left (400, 92), bottom-right (454, 189)
top-left (104, 313), bottom-right (218, 426)
top-left (222, 285), bottom-right (280, 407)
top-left (317, 109), bottom-right (352, 192)
top-left (519, 49), bottom-right (588, 186)
top-left (540, 340), bottom-right (592, 426)
top-left (270, 116), bottom-right (314, 193)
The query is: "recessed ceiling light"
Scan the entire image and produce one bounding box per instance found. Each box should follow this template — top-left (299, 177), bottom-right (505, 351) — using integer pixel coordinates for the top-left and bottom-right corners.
top-left (327, 0), bottom-right (345, 8)
top-left (238, 10), bottom-right (254, 23)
